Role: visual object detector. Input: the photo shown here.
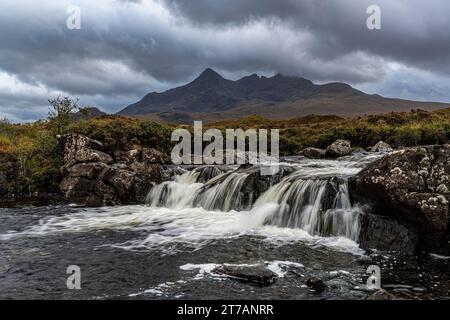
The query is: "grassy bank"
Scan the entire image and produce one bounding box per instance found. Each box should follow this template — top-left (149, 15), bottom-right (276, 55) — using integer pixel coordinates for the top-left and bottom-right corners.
top-left (1, 107), bottom-right (449, 198)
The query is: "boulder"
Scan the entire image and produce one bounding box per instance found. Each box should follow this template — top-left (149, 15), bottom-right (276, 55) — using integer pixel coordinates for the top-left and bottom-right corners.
top-left (325, 140), bottom-right (352, 158)
top-left (370, 141), bottom-right (393, 153)
top-left (305, 277), bottom-right (326, 293)
top-left (303, 147), bottom-right (326, 159)
top-left (114, 148), bottom-right (171, 166)
top-left (141, 148), bottom-right (172, 165)
top-left (213, 265), bottom-right (277, 287)
top-left (350, 145), bottom-right (450, 252)
top-left (114, 149), bottom-right (140, 165)
top-left (358, 213), bottom-right (418, 254)
top-left (58, 133), bottom-right (104, 167)
top-left (58, 133), bottom-right (173, 206)
top-left (74, 148), bottom-right (113, 165)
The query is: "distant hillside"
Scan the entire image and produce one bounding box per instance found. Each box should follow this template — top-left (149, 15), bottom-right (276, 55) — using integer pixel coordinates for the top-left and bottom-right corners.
top-left (118, 68), bottom-right (450, 123)
top-left (72, 107), bottom-right (106, 121)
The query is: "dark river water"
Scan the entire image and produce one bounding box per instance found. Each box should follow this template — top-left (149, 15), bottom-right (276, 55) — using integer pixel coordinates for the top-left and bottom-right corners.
top-left (0, 155), bottom-right (449, 300)
top-left (0, 204), bottom-right (448, 300)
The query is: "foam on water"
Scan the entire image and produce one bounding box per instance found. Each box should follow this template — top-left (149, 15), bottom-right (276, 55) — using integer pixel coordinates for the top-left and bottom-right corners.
top-left (0, 154), bottom-right (383, 256)
top-left (0, 203), bottom-right (363, 255)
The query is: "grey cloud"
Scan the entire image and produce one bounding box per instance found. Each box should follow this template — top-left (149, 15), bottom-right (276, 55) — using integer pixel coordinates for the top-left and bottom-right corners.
top-left (165, 0), bottom-right (450, 76)
top-left (0, 0), bottom-right (449, 122)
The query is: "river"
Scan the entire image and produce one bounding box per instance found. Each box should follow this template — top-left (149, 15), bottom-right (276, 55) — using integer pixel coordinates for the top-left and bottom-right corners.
top-left (0, 153), bottom-right (448, 299)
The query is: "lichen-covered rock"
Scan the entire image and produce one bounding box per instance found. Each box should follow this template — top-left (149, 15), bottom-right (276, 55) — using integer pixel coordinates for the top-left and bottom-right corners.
top-left (141, 148), bottom-right (172, 165)
top-left (350, 145), bottom-right (450, 252)
top-left (114, 148), bottom-right (171, 166)
top-left (59, 133), bottom-right (104, 167)
top-left (73, 148), bottom-right (113, 165)
top-left (325, 140), bottom-right (352, 158)
top-left (370, 141), bottom-right (393, 153)
top-left (58, 133), bottom-right (173, 207)
top-left (302, 147), bottom-right (326, 159)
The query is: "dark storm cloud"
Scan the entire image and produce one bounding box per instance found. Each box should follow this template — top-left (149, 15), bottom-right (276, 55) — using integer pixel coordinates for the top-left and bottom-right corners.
top-left (0, 0), bottom-right (449, 122)
top-left (165, 0), bottom-right (450, 75)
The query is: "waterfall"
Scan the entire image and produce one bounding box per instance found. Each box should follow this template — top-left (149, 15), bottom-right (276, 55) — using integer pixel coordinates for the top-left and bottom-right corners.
top-left (145, 162), bottom-right (365, 242)
top-left (253, 173), bottom-right (360, 240)
top-left (195, 172), bottom-right (251, 211)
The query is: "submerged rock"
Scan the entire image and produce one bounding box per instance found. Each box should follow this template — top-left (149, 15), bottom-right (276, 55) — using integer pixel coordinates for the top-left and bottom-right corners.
top-left (213, 265), bottom-right (277, 287)
top-left (370, 141), bottom-right (393, 153)
top-left (326, 140), bottom-right (352, 158)
top-left (59, 133), bottom-right (173, 207)
top-left (366, 289), bottom-right (397, 300)
top-left (350, 144), bottom-right (450, 253)
top-left (190, 165), bottom-right (230, 183)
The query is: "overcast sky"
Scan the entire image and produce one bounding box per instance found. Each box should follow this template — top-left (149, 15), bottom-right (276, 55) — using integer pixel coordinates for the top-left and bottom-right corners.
top-left (1, 0), bottom-right (450, 122)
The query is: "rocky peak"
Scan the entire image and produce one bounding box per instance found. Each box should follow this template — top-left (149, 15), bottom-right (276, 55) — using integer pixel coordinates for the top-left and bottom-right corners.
top-left (191, 68), bottom-right (225, 86)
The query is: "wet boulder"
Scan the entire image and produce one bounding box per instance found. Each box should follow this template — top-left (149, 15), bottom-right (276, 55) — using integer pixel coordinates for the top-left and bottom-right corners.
top-left (358, 213), bottom-right (418, 254)
top-left (302, 147), bottom-right (326, 159)
top-left (350, 145), bottom-right (450, 253)
top-left (213, 265), bottom-right (277, 287)
top-left (325, 140), bottom-right (352, 158)
top-left (305, 277), bottom-right (326, 293)
top-left (370, 141), bottom-right (393, 153)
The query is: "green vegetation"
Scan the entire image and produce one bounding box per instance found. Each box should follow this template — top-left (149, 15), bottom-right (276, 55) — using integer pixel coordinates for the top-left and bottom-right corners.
top-left (206, 109), bottom-right (450, 155)
top-left (1, 102), bottom-right (449, 198)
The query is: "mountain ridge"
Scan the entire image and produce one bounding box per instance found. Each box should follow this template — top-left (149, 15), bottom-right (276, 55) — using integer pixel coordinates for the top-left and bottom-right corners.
top-left (117, 68), bottom-right (450, 123)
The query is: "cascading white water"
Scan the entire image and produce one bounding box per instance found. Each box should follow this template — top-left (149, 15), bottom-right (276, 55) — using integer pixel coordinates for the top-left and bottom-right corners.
top-left (253, 174), bottom-right (361, 240)
top-left (145, 158), bottom-right (369, 241)
top-left (195, 172), bottom-right (251, 211)
top-left (2, 156), bottom-right (383, 256)
top-left (146, 169), bottom-right (203, 209)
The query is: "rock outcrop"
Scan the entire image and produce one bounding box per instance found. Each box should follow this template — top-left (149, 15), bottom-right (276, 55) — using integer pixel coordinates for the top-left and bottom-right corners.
top-left (325, 140), bottom-right (352, 158)
top-left (59, 133), bottom-right (173, 207)
top-left (350, 145), bottom-right (450, 253)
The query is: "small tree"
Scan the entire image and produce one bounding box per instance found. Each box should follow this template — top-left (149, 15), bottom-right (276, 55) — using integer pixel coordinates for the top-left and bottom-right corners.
top-left (48, 96), bottom-right (79, 134)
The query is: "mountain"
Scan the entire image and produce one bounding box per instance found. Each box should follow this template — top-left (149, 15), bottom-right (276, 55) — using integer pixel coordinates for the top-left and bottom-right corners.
top-left (72, 107), bottom-right (106, 121)
top-left (118, 68), bottom-right (450, 123)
